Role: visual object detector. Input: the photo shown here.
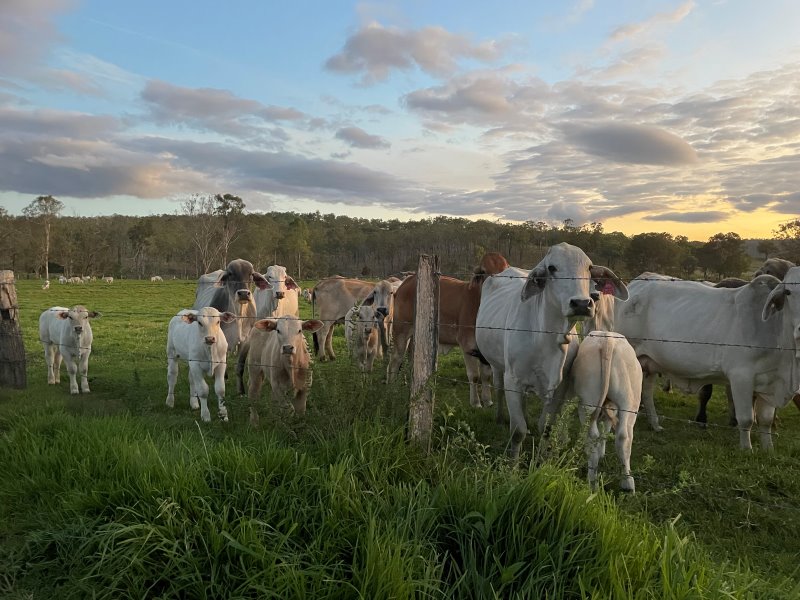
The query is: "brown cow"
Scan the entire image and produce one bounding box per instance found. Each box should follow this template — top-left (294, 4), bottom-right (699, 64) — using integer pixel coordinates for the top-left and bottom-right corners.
top-left (386, 252), bottom-right (509, 408)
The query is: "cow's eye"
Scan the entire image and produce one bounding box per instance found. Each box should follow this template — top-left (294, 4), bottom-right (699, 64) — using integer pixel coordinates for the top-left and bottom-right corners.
top-left (548, 265), bottom-right (557, 273)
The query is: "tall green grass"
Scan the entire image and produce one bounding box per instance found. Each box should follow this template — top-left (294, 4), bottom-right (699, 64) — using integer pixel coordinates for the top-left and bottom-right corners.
top-left (2, 279), bottom-right (800, 598)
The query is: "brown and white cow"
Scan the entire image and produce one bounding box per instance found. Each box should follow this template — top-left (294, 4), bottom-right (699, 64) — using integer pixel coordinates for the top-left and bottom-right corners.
top-left (246, 316), bottom-right (323, 424)
top-left (387, 252), bottom-right (509, 409)
top-left (345, 303), bottom-right (381, 373)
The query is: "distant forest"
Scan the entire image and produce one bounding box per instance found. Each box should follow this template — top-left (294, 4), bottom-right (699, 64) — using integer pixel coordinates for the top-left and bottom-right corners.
top-left (2, 195), bottom-right (799, 281)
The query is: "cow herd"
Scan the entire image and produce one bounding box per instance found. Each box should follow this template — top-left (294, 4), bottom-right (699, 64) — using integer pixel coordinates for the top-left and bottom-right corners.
top-left (36, 246), bottom-right (800, 493)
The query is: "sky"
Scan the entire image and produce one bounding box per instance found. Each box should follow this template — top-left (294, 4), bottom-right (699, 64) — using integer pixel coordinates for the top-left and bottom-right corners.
top-left (1, 0), bottom-right (799, 240)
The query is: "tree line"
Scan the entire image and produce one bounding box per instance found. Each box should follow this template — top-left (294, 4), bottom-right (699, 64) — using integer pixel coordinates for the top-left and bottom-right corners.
top-left (2, 194), bottom-right (799, 282)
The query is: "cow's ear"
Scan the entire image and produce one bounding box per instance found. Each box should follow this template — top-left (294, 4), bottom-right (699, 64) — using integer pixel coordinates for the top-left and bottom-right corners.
top-left (182, 312), bottom-right (198, 324)
top-left (590, 266), bottom-right (629, 301)
top-left (255, 318), bottom-right (277, 331)
top-left (253, 272), bottom-right (270, 290)
top-left (220, 311), bottom-right (237, 324)
top-left (285, 276), bottom-right (298, 291)
top-left (362, 292), bottom-right (375, 306)
top-left (88, 311), bottom-right (101, 319)
top-left (56, 310), bottom-right (70, 320)
top-left (762, 284), bottom-right (788, 321)
top-left (521, 266), bottom-right (547, 301)
top-left (302, 319), bottom-right (324, 333)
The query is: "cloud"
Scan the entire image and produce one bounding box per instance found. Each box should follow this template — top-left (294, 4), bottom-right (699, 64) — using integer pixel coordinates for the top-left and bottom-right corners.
top-left (564, 123), bottom-right (698, 165)
top-left (140, 80), bottom-right (308, 144)
top-left (607, 1), bottom-right (695, 45)
top-left (325, 22), bottom-right (505, 84)
top-left (335, 126), bottom-right (391, 149)
top-left (644, 211), bottom-right (729, 223)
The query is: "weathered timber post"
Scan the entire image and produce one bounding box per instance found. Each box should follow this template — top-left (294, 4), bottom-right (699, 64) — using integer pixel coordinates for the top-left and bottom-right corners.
top-left (407, 255), bottom-right (439, 452)
top-left (0, 271), bottom-right (27, 389)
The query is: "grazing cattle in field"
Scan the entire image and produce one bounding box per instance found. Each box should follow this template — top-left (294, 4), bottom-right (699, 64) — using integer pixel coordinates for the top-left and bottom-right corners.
top-left (755, 257), bottom-right (795, 280)
top-left (572, 331), bottom-right (642, 492)
top-left (151, 275), bottom-right (163, 282)
top-left (102, 276), bottom-right (113, 284)
top-left (476, 244), bottom-right (628, 458)
top-left (193, 259), bottom-right (267, 352)
top-left (310, 278), bottom-right (378, 361)
top-left (246, 316), bottom-right (323, 424)
top-left (166, 307), bottom-right (235, 422)
top-left (42, 280), bottom-right (50, 290)
top-left (345, 303), bottom-right (381, 373)
top-left (302, 288), bottom-right (312, 302)
top-left (58, 275), bottom-right (67, 284)
top-left (388, 252), bottom-right (510, 409)
top-left (614, 272), bottom-right (800, 449)
top-left (39, 306), bottom-right (101, 394)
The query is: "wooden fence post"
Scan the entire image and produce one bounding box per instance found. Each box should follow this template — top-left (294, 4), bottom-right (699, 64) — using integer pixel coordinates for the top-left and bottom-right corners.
top-left (408, 254), bottom-right (439, 452)
top-left (0, 271), bottom-right (27, 389)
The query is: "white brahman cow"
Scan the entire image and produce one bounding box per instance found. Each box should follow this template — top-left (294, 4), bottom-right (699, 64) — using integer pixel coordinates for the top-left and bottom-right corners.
top-left (475, 243), bottom-right (628, 458)
top-left (39, 305), bottom-right (101, 394)
top-left (166, 307), bottom-right (236, 422)
top-left (572, 331), bottom-right (642, 492)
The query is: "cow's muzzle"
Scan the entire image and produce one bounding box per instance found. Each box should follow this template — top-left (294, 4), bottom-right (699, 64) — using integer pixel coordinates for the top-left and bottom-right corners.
top-left (204, 336), bottom-right (216, 345)
top-left (282, 345), bottom-right (295, 355)
top-left (376, 307), bottom-right (388, 317)
top-left (275, 291), bottom-right (285, 300)
top-left (73, 326), bottom-right (83, 334)
top-left (568, 298), bottom-right (594, 317)
top-left (236, 289), bottom-right (251, 302)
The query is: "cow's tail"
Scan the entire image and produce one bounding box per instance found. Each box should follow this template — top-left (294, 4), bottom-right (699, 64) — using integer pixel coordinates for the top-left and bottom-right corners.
top-left (593, 337), bottom-right (617, 429)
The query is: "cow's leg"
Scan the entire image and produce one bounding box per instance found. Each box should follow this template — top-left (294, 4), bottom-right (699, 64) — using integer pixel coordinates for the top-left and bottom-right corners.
top-left (725, 385), bottom-right (737, 427)
top-left (729, 375), bottom-right (755, 450)
top-left (43, 343), bottom-right (56, 384)
top-left (754, 395), bottom-right (775, 451)
top-left (166, 355), bottom-right (179, 408)
top-left (504, 373), bottom-right (528, 460)
top-left (324, 323), bottom-right (336, 361)
top-left (314, 322), bottom-right (331, 360)
top-left (188, 374), bottom-right (200, 410)
top-left (214, 366), bottom-right (229, 422)
top-left (479, 362), bottom-right (493, 408)
top-left (492, 365), bottom-right (506, 424)
top-left (694, 384), bottom-right (712, 426)
top-left (365, 349), bottom-right (376, 374)
top-left (247, 364), bottom-right (265, 426)
top-left (577, 398), bottom-right (602, 491)
top-left (236, 340), bottom-right (249, 396)
top-left (463, 353), bottom-right (482, 408)
top-left (640, 373), bottom-right (663, 431)
top-left (291, 388), bottom-right (308, 416)
top-left (53, 349), bottom-right (63, 383)
top-left (190, 365), bottom-right (211, 422)
top-left (79, 349), bottom-right (91, 393)
top-left (386, 330), bottom-right (410, 384)
top-left (615, 408), bottom-right (636, 493)
top-left (64, 353), bottom-right (79, 394)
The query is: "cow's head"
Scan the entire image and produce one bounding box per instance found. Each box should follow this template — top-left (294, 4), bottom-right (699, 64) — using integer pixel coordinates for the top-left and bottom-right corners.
top-left (763, 269), bottom-right (800, 351)
top-left (56, 305), bottom-right (100, 337)
top-left (363, 280), bottom-right (395, 318)
top-left (263, 265), bottom-right (298, 300)
top-left (182, 307), bottom-right (236, 347)
top-left (755, 257), bottom-right (795, 280)
top-left (520, 243), bottom-right (627, 321)
top-left (469, 252), bottom-right (510, 290)
top-left (353, 304), bottom-right (379, 337)
top-left (255, 316), bottom-right (323, 357)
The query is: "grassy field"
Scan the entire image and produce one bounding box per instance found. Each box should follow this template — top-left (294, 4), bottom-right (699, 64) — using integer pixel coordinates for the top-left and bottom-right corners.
top-left (1, 278), bottom-right (799, 598)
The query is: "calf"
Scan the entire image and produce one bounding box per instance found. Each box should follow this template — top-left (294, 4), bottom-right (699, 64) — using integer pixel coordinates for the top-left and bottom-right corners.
top-left (151, 275), bottom-right (163, 282)
top-left (246, 316), bottom-right (323, 424)
top-left (572, 331), bottom-right (642, 492)
top-left (39, 305), bottom-right (100, 394)
top-left (345, 304), bottom-right (381, 373)
top-left (166, 307), bottom-right (236, 422)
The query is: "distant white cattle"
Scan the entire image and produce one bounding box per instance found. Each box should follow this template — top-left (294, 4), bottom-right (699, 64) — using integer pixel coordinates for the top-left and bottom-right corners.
top-left (475, 243), bottom-right (628, 458)
top-left (42, 280), bottom-right (50, 290)
top-left (166, 307), bottom-right (236, 422)
top-left (345, 303), bottom-right (381, 373)
top-left (246, 316), bottom-right (323, 424)
top-left (572, 331), bottom-right (642, 492)
top-left (58, 275), bottom-right (67, 284)
top-left (102, 276), bottom-right (113, 284)
top-left (151, 275), bottom-right (163, 282)
top-left (39, 305), bottom-right (100, 394)
top-left (302, 288), bottom-right (312, 302)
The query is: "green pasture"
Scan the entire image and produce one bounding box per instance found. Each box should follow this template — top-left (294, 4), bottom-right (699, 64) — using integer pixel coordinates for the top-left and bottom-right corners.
top-left (1, 278), bottom-right (799, 598)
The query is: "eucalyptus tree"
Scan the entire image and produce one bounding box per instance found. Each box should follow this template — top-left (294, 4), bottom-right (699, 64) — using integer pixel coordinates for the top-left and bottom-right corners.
top-left (22, 195), bottom-right (64, 280)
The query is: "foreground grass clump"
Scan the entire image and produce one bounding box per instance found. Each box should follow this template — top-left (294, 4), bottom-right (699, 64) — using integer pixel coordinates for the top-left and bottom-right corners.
top-left (0, 408), bottom-right (793, 599)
